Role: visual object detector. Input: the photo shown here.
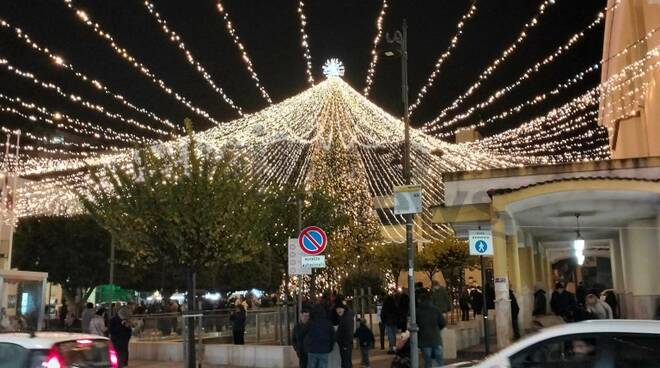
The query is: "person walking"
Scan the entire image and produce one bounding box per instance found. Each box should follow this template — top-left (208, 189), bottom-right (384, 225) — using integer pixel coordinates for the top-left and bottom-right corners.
top-left (459, 287), bottom-right (471, 321)
top-left (469, 286), bottom-right (483, 318)
top-left (336, 303), bottom-right (354, 368)
top-left (532, 284), bottom-right (547, 317)
top-left (89, 308), bottom-right (107, 336)
top-left (585, 294), bottom-right (613, 319)
top-left (550, 282), bottom-right (577, 321)
top-left (0, 308), bottom-right (10, 332)
top-left (381, 294), bottom-right (398, 354)
top-left (304, 304), bottom-right (335, 368)
top-left (81, 302), bottom-right (95, 333)
top-left (431, 281), bottom-right (452, 314)
top-left (376, 302), bottom-right (385, 350)
top-left (354, 317), bottom-right (375, 368)
top-left (510, 288), bottom-right (521, 340)
top-left (292, 309), bottom-right (311, 368)
top-left (230, 304), bottom-right (247, 345)
top-left (416, 291), bottom-right (446, 368)
top-left (108, 306), bottom-right (132, 368)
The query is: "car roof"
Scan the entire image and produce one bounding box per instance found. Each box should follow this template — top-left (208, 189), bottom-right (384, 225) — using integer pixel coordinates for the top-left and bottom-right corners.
top-left (0, 332), bottom-right (109, 349)
top-left (494, 320), bottom-right (660, 358)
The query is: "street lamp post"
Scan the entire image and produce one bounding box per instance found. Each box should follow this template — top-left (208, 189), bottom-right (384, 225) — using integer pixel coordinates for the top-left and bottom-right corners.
top-left (386, 19), bottom-right (419, 368)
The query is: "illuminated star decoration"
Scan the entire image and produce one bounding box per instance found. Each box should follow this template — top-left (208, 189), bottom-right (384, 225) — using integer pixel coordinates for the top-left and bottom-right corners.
top-left (322, 58), bottom-right (345, 78)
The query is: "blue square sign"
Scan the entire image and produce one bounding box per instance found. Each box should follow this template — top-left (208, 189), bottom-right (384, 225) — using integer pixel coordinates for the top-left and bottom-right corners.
top-left (469, 230), bottom-right (493, 256)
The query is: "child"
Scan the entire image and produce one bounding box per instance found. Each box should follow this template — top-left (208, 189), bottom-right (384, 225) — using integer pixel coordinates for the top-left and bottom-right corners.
top-left (354, 317), bottom-right (375, 368)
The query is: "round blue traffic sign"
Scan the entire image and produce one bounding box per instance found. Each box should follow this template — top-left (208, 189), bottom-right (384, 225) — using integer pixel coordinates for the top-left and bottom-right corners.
top-left (475, 240), bottom-right (488, 254)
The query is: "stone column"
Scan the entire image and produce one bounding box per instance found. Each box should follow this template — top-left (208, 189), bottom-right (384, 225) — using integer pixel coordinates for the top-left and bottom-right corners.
top-left (517, 245), bottom-right (534, 330)
top-left (491, 214), bottom-right (512, 348)
top-left (620, 218), bottom-right (660, 319)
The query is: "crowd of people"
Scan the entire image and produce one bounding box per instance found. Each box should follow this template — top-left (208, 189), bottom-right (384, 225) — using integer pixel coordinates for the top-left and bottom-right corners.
top-left (290, 283), bottom-right (454, 368)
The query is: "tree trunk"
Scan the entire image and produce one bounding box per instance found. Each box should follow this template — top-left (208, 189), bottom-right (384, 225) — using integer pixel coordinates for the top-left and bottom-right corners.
top-left (185, 269), bottom-right (196, 368)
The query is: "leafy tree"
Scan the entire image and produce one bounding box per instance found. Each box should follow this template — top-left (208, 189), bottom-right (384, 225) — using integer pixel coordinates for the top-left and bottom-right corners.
top-left (417, 240), bottom-right (444, 284)
top-left (418, 236), bottom-right (478, 288)
top-left (341, 270), bottom-right (385, 298)
top-left (305, 138), bottom-right (382, 289)
top-left (12, 215), bottom-right (112, 306)
top-left (374, 243), bottom-right (407, 288)
top-left (80, 123), bottom-right (263, 366)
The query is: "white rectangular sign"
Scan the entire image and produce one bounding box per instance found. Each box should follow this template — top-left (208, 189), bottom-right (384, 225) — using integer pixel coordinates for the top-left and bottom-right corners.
top-left (288, 238), bottom-right (312, 275)
top-left (393, 184), bottom-right (422, 215)
top-left (301, 255), bottom-right (326, 268)
top-left (468, 230), bottom-right (494, 256)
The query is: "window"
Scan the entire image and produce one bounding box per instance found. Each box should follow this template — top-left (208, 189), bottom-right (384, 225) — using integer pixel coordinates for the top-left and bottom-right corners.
top-left (0, 342), bottom-right (29, 368)
top-left (510, 333), bottom-right (660, 368)
top-left (606, 334), bottom-right (660, 367)
top-left (510, 334), bottom-right (609, 368)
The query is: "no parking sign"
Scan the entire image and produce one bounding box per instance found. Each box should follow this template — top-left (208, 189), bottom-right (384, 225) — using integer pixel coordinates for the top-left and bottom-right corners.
top-left (298, 226), bottom-right (328, 268)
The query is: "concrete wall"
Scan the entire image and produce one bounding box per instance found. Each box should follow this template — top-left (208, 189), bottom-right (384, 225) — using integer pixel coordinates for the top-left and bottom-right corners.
top-left (600, 0), bottom-right (660, 158)
top-left (619, 218), bottom-right (660, 319)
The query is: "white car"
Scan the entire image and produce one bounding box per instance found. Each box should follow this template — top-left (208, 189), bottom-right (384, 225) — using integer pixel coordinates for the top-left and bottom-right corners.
top-left (445, 320), bottom-right (660, 367)
top-left (0, 332), bottom-right (118, 368)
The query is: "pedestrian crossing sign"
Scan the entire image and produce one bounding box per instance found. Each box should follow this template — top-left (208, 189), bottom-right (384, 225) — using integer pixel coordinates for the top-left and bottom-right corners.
top-left (469, 230), bottom-right (493, 256)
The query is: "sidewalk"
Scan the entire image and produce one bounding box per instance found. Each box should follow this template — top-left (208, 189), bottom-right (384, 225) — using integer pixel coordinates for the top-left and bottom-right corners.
top-left (131, 349), bottom-right (396, 368)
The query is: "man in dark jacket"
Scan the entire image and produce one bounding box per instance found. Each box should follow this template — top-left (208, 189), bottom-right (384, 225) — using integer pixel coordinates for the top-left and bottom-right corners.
top-left (108, 306), bottom-right (132, 368)
top-left (335, 303), bottom-right (354, 368)
top-left (510, 288), bottom-right (520, 340)
top-left (550, 282), bottom-right (577, 321)
top-left (354, 317), bottom-right (375, 368)
top-left (576, 282), bottom-right (587, 307)
top-left (304, 304), bottom-right (335, 368)
top-left (292, 310), bottom-right (310, 368)
top-left (416, 291), bottom-right (446, 368)
top-left (533, 284), bottom-right (547, 317)
top-left (230, 305), bottom-right (246, 345)
top-left (381, 294), bottom-right (398, 353)
top-left (470, 286), bottom-right (483, 318)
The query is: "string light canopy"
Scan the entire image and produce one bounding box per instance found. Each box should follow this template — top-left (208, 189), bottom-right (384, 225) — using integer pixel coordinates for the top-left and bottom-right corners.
top-left (16, 69), bottom-right (543, 244)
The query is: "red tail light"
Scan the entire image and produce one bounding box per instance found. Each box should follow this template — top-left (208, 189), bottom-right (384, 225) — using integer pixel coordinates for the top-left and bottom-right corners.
top-left (109, 343), bottom-right (119, 368)
top-left (46, 346), bottom-right (64, 368)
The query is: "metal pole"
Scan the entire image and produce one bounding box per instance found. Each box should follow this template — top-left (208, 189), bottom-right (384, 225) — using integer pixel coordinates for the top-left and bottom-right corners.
top-left (401, 19), bottom-right (419, 368)
top-left (297, 199), bottom-right (304, 322)
top-left (480, 255), bottom-right (490, 355)
top-left (109, 237), bottom-right (115, 313)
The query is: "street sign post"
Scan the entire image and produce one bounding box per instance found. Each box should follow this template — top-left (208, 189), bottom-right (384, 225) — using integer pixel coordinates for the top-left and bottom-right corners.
top-left (298, 226), bottom-right (328, 269)
top-left (298, 226), bottom-right (328, 256)
top-left (393, 184), bottom-right (422, 215)
top-left (469, 229), bottom-right (493, 355)
top-left (288, 238), bottom-right (311, 275)
top-left (301, 255), bottom-right (326, 268)
top-left (469, 230), bottom-right (493, 256)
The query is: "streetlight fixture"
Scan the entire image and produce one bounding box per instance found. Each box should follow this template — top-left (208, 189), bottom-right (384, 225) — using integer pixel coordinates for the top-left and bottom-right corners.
top-left (383, 19), bottom-right (419, 368)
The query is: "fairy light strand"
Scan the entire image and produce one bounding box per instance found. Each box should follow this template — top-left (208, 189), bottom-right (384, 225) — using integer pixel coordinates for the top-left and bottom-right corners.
top-left (297, 0), bottom-right (315, 85)
top-left (216, 0), bottom-right (272, 104)
top-left (408, 1), bottom-right (478, 113)
top-left (142, 1), bottom-right (244, 115)
top-left (62, 0), bottom-right (231, 126)
top-left (362, 0), bottom-right (389, 96)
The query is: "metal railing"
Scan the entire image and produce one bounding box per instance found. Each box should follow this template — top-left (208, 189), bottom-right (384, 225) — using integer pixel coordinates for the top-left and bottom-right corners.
top-left (128, 306), bottom-right (296, 345)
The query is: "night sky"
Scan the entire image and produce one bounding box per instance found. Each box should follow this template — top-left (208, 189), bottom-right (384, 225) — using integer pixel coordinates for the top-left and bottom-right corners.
top-left (0, 0), bottom-right (605, 153)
